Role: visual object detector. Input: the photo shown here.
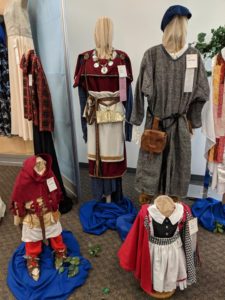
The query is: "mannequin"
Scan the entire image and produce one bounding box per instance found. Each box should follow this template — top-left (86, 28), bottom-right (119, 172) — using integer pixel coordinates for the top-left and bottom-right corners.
top-left (0, 0), bottom-right (7, 15)
top-left (118, 195), bottom-right (199, 297)
top-left (131, 5), bottom-right (209, 202)
top-left (74, 17), bottom-right (133, 204)
top-left (11, 154), bottom-right (67, 281)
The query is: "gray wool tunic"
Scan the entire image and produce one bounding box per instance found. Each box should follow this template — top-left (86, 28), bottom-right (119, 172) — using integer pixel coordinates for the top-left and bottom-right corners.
top-left (131, 44), bottom-right (210, 198)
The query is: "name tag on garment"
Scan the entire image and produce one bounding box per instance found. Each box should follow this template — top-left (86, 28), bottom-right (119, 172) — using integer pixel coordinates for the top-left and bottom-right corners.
top-left (184, 54), bottom-right (198, 93)
top-left (47, 177), bottom-right (57, 192)
top-left (186, 54), bottom-right (198, 69)
top-left (117, 65), bottom-right (127, 102)
top-left (188, 217), bottom-right (198, 235)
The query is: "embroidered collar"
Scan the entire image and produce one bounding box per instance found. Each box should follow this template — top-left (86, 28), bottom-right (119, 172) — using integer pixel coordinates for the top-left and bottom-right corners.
top-left (148, 203), bottom-right (184, 225)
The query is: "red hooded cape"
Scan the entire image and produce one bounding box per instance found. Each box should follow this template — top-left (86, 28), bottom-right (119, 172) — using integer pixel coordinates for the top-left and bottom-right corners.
top-left (11, 154), bottom-right (62, 217)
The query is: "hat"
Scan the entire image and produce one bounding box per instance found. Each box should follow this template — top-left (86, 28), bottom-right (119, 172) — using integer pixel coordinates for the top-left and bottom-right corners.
top-left (161, 5), bottom-right (192, 31)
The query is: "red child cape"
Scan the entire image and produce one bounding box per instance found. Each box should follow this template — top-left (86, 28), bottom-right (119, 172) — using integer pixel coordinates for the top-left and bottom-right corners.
top-left (118, 203), bottom-right (193, 295)
top-left (11, 154), bottom-right (62, 217)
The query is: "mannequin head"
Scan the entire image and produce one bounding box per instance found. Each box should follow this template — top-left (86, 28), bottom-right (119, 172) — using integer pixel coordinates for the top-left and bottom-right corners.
top-left (162, 15), bottom-right (188, 53)
top-left (94, 16), bottom-right (113, 59)
top-left (154, 195), bottom-right (175, 218)
top-left (0, 0), bottom-right (8, 14)
top-left (34, 156), bottom-right (47, 176)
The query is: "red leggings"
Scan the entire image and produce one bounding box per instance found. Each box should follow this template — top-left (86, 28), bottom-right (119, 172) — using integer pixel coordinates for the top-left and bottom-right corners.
top-left (25, 234), bottom-right (66, 258)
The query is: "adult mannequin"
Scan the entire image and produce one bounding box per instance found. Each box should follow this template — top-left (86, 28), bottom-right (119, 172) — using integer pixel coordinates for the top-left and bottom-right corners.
top-left (11, 154), bottom-right (67, 281)
top-left (131, 5), bottom-right (209, 202)
top-left (74, 17), bottom-right (133, 204)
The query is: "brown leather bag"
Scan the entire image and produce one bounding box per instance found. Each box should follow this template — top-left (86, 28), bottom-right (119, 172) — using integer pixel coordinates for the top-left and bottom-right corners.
top-left (141, 117), bottom-right (167, 154)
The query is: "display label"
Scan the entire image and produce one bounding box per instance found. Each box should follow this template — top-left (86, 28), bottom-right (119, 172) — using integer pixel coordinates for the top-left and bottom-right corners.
top-left (189, 217), bottom-right (198, 235)
top-left (28, 74), bottom-right (32, 86)
top-left (184, 68), bottom-right (195, 93)
top-left (47, 177), bottom-right (57, 192)
top-left (117, 65), bottom-right (127, 78)
top-left (186, 54), bottom-right (198, 69)
top-left (14, 46), bottom-right (20, 65)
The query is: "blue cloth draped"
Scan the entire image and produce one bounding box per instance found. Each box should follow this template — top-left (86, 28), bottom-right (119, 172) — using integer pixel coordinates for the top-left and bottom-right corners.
top-left (7, 231), bottom-right (91, 300)
top-left (79, 196), bottom-right (137, 239)
top-left (192, 197), bottom-right (225, 232)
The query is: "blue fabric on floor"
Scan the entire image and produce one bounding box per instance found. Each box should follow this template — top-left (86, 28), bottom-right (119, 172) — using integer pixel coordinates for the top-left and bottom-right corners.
top-left (7, 231), bottom-right (91, 300)
top-left (192, 197), bottom-right (225, 232)
top-left (79, 196), bottom-right (137, 240)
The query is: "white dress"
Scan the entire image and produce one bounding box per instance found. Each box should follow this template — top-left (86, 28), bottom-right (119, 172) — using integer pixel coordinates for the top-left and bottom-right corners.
top-left (4, 0), bottom-right (33, 140)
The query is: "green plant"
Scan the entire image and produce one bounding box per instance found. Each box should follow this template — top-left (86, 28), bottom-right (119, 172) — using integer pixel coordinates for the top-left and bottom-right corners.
top-left (213, 222), bottom-right (224, 234)
top-left (88, 244), bottom-right (102, 257)
top-left (58, 256), bottom-right (80, 278)
top-left (195, 26), bottom-right (225, 59)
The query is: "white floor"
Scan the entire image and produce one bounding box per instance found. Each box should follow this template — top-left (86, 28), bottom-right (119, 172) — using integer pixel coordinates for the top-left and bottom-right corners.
top-left (188, 184), bottom-right (222, 201)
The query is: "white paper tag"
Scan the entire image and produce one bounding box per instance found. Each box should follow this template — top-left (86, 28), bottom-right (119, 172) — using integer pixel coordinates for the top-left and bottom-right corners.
top-left (117, 65), bottom-right (127, 78)
top-left (186, 54), bottom-right (198, 69)
top-left (47, 177), bottom-right (57, 192)
top-left (28, 74), bottom-right (32, 86)
top-left (184, 68), bottom-right (195, 93)
top-left (189, 218), bottom-right (198, 235)
top-left (14, 47), bottom-right (20, 65)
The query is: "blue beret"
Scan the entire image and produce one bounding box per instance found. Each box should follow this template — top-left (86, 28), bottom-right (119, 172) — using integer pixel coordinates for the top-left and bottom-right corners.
top-left (161, 5), bottom-right (192, 31)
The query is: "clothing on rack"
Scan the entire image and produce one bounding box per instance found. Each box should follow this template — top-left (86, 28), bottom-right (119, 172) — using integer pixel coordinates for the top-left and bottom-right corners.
top-left (20, 49), bottom-right (54, 132)
top-left (202, 51), bottom-right (225, 194)
top-left (131, 44), bottom-right (209, 198)
top-left (0, 41), bottom-right (11, 136)
top-left (3, 0), bottom-right (34, 140)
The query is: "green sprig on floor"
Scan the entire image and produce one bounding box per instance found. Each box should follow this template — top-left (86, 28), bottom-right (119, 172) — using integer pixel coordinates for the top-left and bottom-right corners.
top-left (88, 244), bottom-right (102, 257)
top-left (57, 256), bottom-right (80, 278)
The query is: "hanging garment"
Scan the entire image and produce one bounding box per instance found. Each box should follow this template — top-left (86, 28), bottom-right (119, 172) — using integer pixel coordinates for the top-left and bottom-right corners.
top-left (0, 42), bottom-right (11, 136)
top-left (202, 52), bottom-right (225, 194)
top-left (20, 49), bottom-right (54, 132)
top-left (7, 230), bottom-right (91, 300)
top-left (74, 49), bottom-right (133, 200)
top-left (4, 0), bottom-right (34, 140)
top-left (131, 45), bottom-right (209, 198)
top-left (118, 202), bottom-right (199, 295)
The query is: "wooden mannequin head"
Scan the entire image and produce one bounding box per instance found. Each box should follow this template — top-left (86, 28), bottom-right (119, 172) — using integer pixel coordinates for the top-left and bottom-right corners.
top-left (162, 15), bottom-right (188, 54)
top-left (94, 16), bottom-right (113, 59)
top-left (34, 156), bottom-right (47, 176)
top-left (154, 195), bottom-right (175, 218)
top-left (0, 0), bottom-right (8, 15)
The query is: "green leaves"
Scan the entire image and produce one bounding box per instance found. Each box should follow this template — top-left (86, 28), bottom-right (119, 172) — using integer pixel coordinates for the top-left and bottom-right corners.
top-left (102, 287), bottom-right (110, 294)
top-left (88, 244), bottom-right (102, 257)
top-left (57, 256), bottom-right (80, 278)
top-left (195, 26), bottom-right (225, 59)
top-left (214, 222), bottom-right (224, 233)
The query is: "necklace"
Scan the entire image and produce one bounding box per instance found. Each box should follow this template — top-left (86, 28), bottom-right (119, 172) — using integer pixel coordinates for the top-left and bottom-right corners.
top-left (92, 49), bottom-right (117, 74)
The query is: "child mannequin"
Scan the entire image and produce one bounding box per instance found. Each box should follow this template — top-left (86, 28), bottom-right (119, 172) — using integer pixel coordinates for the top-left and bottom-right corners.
top-left (11, 154), bottom-right (67, 281)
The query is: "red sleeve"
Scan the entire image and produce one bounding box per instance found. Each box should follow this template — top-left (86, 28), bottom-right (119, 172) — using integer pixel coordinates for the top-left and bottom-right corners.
top-left (118, 204), bottom-right (153, 294)
top-left (73, 54), bottom-right (85, 88)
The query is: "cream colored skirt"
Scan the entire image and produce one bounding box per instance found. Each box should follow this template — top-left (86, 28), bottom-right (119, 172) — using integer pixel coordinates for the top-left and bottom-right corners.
top-left (8, 35), bottom-right (33, 141)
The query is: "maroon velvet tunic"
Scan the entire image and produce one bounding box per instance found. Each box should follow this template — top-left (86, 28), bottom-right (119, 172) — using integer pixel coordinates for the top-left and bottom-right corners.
top-left (74, 49), bottom-right (133, 178)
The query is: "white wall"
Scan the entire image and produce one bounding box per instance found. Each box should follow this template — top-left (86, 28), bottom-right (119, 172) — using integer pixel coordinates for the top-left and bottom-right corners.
top-left (63, 0), bottom-right (225, 175)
